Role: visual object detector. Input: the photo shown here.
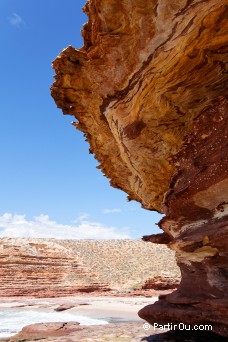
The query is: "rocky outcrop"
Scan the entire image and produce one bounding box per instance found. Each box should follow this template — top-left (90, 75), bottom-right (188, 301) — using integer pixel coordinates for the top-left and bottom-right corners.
top-left (139, 97), bottom-right (228, 336)
top-left (4, 322), bottom-right (82, 341)
top-left (143, 233), bottom-right (173, 244)
top-left (2, 322), bottom-right (227, 342)
top-left (142, 275), bottom-right (179, 291)
top-left (51, 0), bottom-right (228, 336)
top-left (0, 238), bottom-right (179, 297)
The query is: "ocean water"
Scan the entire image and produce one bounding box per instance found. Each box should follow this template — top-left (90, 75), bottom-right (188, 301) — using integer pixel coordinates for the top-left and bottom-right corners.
top-left (0, 309), bottom-right (108, 338)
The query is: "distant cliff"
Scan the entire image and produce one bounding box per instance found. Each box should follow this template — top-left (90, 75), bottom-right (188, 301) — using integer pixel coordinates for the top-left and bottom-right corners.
top-left (0, 238), bottom-right (180, 297)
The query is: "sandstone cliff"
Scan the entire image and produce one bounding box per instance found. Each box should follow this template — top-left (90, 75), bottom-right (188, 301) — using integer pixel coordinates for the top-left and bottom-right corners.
top-left (0, 238), bottom-right (179, 297)
top-left (51, 0), bottom-right (228, 336)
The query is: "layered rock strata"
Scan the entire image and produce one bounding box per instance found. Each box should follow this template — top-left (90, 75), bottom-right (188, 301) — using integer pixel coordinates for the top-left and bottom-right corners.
top-left (51, 0), bottom-right (228, 336)
top-left (0, 238), bottom-right (110, 297)
top-left (0, 238), bottom-right (179, 297)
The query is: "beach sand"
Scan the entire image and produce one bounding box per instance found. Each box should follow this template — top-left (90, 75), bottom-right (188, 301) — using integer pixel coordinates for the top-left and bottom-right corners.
top-left (0, 296), bottom-right (155, 341)
top-left (0, 297), bottom-right (223, 341)
top-left (0, 296), bottom-right (157, 322)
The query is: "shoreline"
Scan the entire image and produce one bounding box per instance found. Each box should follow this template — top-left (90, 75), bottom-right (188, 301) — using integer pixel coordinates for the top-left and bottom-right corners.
top-left (0, 296), bottom-right (155, 340)
top-left (0, 295), bottom-right (157, 321)
top-left (0, 296), bottom-right (224, 341)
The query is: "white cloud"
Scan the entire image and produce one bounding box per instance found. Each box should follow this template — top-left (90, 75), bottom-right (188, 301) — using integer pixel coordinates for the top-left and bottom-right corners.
top-left (8, 13), bottom-right (25, 28)
top-left (73, 213), bottom-right (90, 222)
top-left (0, 213), bottom-right (130, 240)
top-left (103, 208), bottom-right (121, 214)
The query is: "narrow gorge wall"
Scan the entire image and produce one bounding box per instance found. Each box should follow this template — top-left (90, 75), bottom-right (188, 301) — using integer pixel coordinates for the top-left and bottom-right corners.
top-left (51, 0), bottom-right (228, 336)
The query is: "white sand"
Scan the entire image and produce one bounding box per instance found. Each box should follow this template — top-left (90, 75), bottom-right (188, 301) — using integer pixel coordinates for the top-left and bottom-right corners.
top-left (0, 296), bottom-right (157, 322)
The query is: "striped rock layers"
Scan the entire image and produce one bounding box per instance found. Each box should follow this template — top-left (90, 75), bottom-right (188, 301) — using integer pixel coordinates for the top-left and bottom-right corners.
top-left (0, 238), bottom-right (179, 296)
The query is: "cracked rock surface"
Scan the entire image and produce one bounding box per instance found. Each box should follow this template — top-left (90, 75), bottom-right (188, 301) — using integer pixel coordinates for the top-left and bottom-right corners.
top-left (51, 0), bottom-right (228, 336)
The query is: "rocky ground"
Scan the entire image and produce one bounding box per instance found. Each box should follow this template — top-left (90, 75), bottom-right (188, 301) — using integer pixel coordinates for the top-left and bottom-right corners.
top-left (1, 322), bottom-right (226, 342)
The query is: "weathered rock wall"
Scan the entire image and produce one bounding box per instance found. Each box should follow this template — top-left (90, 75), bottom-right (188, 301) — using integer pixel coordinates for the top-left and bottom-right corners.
top-left (139, 97), bottom-right (228, 336)
top-left (0, 238), bottom-right (109, 297)
top-left (0, 238), bottom-right (179, 297)
top-left (51, 0), bottom-right (228, 336)
top-left (51, 0), bottom-right (227, 211)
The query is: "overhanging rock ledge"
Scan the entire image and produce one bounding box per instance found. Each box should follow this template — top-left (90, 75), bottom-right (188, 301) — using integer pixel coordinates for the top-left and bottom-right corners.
top-left (51, 0), bottom-right (228, 336)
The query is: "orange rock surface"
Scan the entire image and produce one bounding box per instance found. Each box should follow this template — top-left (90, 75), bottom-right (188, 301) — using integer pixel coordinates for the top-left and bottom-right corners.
top-left (52, 0), bottom-right (227, 211)
top-left (51, 0), bottom-right (228, 336)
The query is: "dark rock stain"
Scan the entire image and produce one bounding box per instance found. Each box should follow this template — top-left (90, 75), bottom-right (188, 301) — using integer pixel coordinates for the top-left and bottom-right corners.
top-left (123, 120), bottom-right (146, 139)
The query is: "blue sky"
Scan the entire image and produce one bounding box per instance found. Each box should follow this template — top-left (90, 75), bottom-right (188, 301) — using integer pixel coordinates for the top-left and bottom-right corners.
top-left (0, 0), bottom-right (162, 239)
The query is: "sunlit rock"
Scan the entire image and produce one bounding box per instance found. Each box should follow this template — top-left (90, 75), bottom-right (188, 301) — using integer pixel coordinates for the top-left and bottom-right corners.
top-left (51, 0), bottom-right (228, 336)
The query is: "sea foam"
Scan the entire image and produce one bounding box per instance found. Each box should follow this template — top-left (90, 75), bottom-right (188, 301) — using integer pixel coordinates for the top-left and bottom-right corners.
top-left (0, 309), bottom-right (108, 338)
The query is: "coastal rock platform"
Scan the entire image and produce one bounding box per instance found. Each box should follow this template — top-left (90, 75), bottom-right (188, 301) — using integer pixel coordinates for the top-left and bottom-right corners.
top-left (1, 322), bottom-right (227, 342)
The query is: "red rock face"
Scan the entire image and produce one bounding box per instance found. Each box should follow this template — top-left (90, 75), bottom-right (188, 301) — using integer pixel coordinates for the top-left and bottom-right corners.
top-left (51, 0), bottom-right (228, 336)
top-left (142, 276), bottom-right (179, 291)
top-left (0, 238), bottom-right (110, 297)
top-left (0, 238), bottom-right (179, 297)
top-left (13, 322), bottom-right (81, 340)
top-left (139, 97), bottom-right (228, 336)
